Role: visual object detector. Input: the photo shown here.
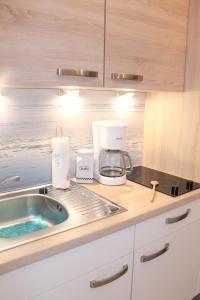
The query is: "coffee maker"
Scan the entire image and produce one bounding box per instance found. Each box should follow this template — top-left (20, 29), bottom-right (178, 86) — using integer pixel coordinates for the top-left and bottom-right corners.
top-left (92, 121), bottom-right (132, 185)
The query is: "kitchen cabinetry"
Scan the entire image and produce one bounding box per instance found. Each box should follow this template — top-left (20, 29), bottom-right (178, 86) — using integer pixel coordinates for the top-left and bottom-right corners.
top-left (0, 0), bottom-right (189, 91)
top-left (105, 0), bottom-right (189, 91)
top-left (0, 226), bottom-right (134, 300)
top-left (132, 202), bottom-right (200, 300)
top-left (0, 0), bottom-right (104, 87)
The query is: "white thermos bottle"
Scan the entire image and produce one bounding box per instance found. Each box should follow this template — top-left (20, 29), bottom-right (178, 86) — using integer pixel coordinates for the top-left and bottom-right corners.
top-left (52, 128), bottom-right (70, 189)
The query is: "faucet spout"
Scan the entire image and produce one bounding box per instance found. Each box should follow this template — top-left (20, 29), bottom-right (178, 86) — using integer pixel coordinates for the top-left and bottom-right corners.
top-left (0, 176), bottom-right (21, 185)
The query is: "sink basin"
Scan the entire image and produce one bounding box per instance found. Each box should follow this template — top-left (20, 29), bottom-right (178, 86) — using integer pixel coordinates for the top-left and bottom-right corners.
top-left (0, 182), bottom-right (126, 252)
top-left (0, 195), bottom-right (68, 238)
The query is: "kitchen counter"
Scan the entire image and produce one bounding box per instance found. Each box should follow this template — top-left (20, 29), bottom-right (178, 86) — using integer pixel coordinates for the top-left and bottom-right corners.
top-left (0, 180), bottom-right (200, 275)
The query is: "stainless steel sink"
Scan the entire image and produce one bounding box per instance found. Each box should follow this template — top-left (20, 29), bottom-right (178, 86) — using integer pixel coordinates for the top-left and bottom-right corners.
top-left (0, 195), bottom-right (68, 238)
top-left (0, 182), bottom-right (126, 252)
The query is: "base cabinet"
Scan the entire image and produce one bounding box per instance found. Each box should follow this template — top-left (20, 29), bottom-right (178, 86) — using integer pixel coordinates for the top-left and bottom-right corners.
top-left (0, 226), bottom-right (134, 300)
top-left (2, 199), bottom-right (200, 300)
top-left (32, 254), bottom-right (133, 300)
top-left (132, 220), bottom-right (200, 300)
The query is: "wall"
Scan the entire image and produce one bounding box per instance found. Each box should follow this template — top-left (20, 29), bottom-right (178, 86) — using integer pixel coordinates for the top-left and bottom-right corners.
top-left (143, 0), bottom-right (200, 182)
top-left (0, 89), bottom-right (145, 191)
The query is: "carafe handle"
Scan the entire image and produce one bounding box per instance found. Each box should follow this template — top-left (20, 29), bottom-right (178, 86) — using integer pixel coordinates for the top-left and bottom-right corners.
top-left (121, 151), bottom-right (133, 174)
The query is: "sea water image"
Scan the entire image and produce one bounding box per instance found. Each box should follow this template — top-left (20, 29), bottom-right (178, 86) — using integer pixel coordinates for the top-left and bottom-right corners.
top-left (0, 89), bottom-right (145, 192)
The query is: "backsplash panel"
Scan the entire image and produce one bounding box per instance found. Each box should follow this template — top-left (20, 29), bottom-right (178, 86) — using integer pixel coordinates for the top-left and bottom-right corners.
top-left (0, 89), bottom-right (145, 192)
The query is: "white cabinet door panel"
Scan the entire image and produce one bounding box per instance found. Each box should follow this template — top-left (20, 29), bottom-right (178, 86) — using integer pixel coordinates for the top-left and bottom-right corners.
top-left (0, 226), bottom-right (134, 300)
top-left (135, 199), bottom-right (200, 249)
top-left (132, 220), bottom-right (200, 300)
top-left (32, 254), bottom-right (133, 300)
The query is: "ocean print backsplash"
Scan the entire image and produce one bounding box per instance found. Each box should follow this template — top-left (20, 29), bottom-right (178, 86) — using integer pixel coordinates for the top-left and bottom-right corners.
top-left (0, 89), bottom-right (145, 192)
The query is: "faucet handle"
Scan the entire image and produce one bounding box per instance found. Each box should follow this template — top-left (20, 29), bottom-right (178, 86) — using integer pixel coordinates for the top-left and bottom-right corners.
top-left (39, 187), bottom-right (48, 195)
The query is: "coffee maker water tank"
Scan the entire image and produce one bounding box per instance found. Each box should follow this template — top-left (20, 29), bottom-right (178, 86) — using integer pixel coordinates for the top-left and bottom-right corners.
top-left (100, 121), bottom-right (126, 150)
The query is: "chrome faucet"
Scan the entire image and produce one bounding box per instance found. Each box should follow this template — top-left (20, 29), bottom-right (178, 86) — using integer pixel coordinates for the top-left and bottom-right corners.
top-left (0, 176), bottom-right (21, 185)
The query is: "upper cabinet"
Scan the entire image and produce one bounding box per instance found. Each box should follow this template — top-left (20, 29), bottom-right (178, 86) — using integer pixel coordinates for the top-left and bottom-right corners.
top-left (0, 0), bottom-right (189, 91)
top-left (0, 0), bottom-right (104, 87)
top-left (104, 0), bottom-right (189, 91)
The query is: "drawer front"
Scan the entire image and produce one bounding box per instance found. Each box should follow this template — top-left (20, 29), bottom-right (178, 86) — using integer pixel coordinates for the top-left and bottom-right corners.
top-left (133, 221), bottom-right (200, 300)
top-left (32, 254), bottom-right (133, 300)
top-left (135, 199), bottom-right (200, 249)
top-left (0, 226), bottom-right (135, 300)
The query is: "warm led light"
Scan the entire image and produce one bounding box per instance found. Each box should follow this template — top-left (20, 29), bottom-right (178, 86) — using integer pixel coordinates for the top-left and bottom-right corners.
top-left (115, 92), bottom-right (135, 111)
top-left (58, 90), bottom-right (80, 113)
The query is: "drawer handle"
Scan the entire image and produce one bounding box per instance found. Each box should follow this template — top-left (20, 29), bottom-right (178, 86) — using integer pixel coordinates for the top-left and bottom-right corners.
top-left (90, 264), bottom-right (128, 288)
top-left (191, 293), bottom-right (200, 300)
top-left (140, 243), bottom-right (169, 263)
top-left (165, 209), bottom-right (191, 224)
top-left (57, 68), bottom-right (98, 78)
top-left (111, 73), bottom-right (143, 81)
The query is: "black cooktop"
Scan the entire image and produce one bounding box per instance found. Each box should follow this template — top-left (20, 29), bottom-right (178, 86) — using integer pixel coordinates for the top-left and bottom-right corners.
top-left (127, 166), bottom-right (200, 197)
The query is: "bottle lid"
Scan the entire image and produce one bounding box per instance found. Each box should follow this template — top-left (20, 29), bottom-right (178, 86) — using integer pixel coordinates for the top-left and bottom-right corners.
top-left (56, 125), bottom-right (63, 137)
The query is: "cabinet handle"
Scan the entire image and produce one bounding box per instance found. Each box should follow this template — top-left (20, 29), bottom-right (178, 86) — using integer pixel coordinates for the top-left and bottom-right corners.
top-left (57, 68), bottom-right (98, 78)
top-left (90, 264), bottom-right (128, 288)
top-left (140, 243), bottom-right (169, 263)
top-left (191, 293), bottom-right (200, 300)
top-left (111, 73), bottom-right (143, 81)
top-left (165, 209), bottom-right (191, 224)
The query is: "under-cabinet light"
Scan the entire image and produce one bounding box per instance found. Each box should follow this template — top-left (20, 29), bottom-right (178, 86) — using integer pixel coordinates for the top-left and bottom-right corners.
top-left (58, 89), bottom-right (80, 113)
top-left (117, 90), bottom-right (135, 97)
top-left (115, 91), bottom-right (135, 112)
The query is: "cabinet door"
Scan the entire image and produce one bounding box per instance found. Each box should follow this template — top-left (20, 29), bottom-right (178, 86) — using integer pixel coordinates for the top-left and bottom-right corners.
top-left (105, 0), bottom-right (188, 91)
top-left (0, 0), bottom-right (104, 86)
top-left (32, 254), bottom-right (133, 300)
top-left (132, 220), bottom-right (200, 300)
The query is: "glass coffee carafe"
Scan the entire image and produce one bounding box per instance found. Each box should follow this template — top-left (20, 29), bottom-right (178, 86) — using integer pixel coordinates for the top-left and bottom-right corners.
top-left (99, 149), bottom-right (132, 178)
